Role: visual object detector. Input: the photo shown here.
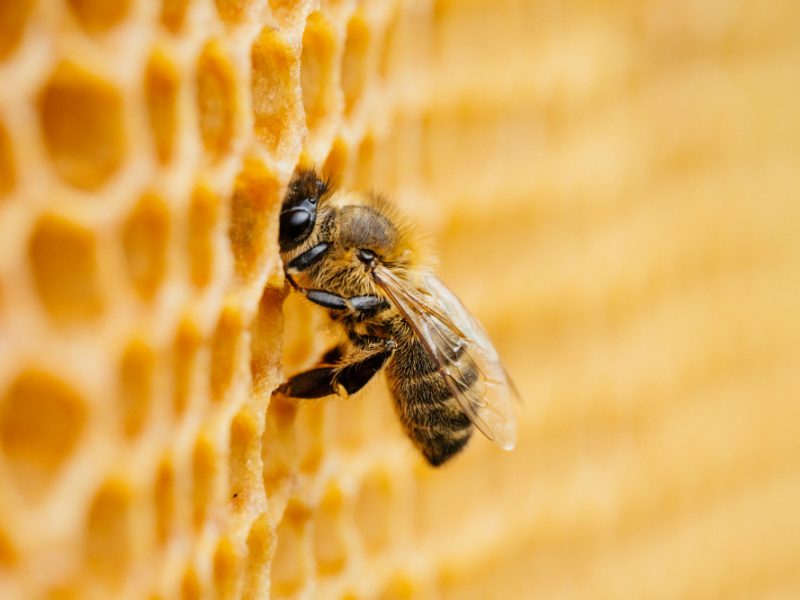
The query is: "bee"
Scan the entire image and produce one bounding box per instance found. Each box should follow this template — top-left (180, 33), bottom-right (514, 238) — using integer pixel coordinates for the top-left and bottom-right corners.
top-left (276, 169), bottom-right (517, 466)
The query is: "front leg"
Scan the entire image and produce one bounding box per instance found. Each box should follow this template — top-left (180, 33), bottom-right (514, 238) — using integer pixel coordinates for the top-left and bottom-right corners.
top-left (287, 276), bottom-right (389, 316)
top-left (277, 339), bottom-right (396, 399)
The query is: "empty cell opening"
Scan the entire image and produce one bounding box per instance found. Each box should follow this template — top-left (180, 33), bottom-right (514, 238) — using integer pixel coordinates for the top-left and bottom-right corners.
top-left (354, 471), bottom-right (393, 553)
top-left (145, 51), bottom-right (180, 165)
top-left (172, 316), bottom-right (202, 416)
top-left (242, 513), bottom-right (272, 600)
top-left (313, 484), bottom-right (347, 575)
top-left (249, 286), bottom-right (284, 395)
top-left (122, 192), bottom-right (170, 302)
top-left (187, 183), bottom-right (220, 289)
top-left (0, 369), bottom-right (86, 502)
top-left (300, 13), bottom-right (337, 135)
top-left (118, 338), bottom-right (156, 439)
top-left (160, 0), bottom-right (190, 33)
top-left (85, 480), bottom-right (133, 587)
top-left (0, 0), bottom-right (34, 60)
top-left (209, 304), bottom-right (243, 402)
top-left (270, 501), bottom-right (310, 597)
top-left (66, 0), bottom-right (131, 32)
top-left (322, 138), bottom-right (348, 181)
top-left (214, 0), bottom-right (252, 22)
top-left (213, 536), bottom-right (243, 600)
top-left (191, 435), bottom-right (218, 530)
top-left (341, 15), bottom-right (370, 116)
top-left (251, 29), bottom-right (301, 158)
top-left (38, 62), bottom-right (126, 190)
top-left (196, 41), bottom-right (237, 160)
top-left (228, 158), bottom-right (281, 282)
top-left (153, 457), bottom-right (176, 546)
top-left (180, 567), bottom-right (203, 600)
top-left (29, 214), bottom-right (104, 323)
top-left (229, 409), bottom-right (260, 512)
top-left (0, 118), bottom-right (16, 198)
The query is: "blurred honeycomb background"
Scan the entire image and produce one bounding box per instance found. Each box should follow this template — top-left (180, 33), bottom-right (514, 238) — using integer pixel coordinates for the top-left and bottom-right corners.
top-left (1, 0), bottom-right (799, 598)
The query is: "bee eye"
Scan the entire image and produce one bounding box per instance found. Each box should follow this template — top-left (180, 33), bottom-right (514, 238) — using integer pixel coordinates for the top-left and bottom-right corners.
top-left (279, 197), bottom-right (317, 251)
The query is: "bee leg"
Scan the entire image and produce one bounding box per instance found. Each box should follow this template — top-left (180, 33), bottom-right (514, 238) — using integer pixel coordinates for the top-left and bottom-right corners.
top-left (297, 288), bottom-right (389, 316)
top-left (286, 242), bottom-right (330, 274)
top-left (277, 340), bottom-right (395, 399)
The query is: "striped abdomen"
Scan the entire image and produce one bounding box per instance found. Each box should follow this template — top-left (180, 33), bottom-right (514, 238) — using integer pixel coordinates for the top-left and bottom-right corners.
top-left (385, 336), bottom-right (478, 466)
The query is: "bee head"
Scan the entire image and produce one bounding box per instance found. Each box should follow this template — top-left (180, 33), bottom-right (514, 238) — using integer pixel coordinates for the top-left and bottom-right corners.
top-left (279, 170), bottom-right (331, 252)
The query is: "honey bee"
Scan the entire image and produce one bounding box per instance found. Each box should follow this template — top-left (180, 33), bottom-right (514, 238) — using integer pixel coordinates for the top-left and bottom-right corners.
top-left (276, 169), bottom-right (517, 466)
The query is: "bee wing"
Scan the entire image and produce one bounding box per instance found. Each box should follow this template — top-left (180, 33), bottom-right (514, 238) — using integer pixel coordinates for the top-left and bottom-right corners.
top-left (372, 266), bottom-right (518, 451)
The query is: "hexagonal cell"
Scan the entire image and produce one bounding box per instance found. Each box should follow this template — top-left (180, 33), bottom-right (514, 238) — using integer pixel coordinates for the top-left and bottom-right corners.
top-left (242, 513), bottom-right (272, 600)
top-left (301, 13), bottom-right (338, 138)
top-left (0, 369), bottom-right (87, 502)
top-left (0, 0), bottom-right (34, 60)
top-left (145, 51), bottom-right (180, 165)
top-left (123, 192), bottom-right (171, 301)
top-left (270, 500), bottom-right (311, 597)
top-left (187, 183), bottom-right (220, 289)
top-left (196, 40), bottom-right (237, 160)
top-left (313, 484), bottom-right (347, 576)
top-left (29, 213), bottom-right (104, 323)
top-left (160, 0), bottom-right (190, 33)
top-left (0, 527), bottom-right (17, 567)
top-left (210, 303), bottom-right (244, 402)
top-left (228, 158), bottom-right (281, 282)
top-left (191, 434), bottom-right (218, 530)
top-left (0, 118), bottom-right (16, 199)
top-left (85, 480), bottom-right (133, 587)
top-left (354, 470), bottom-right (393, 554)
top-left (180, 567), bottom-right (203, 600)
top-left (341, 14), bottom-right (370, 116)
top-left (229, 408), bottom-right (260, 512)
top-left (153, 457), bottom-right (176, 546)
top-left (214, 0), bottom-right (254, 22)
top-left (67, 0), bottom-right (131, 32)
top-left (251, 28), bottom-right (302, 159)
top-left (172, 316), bottom-right (202, 415)
top-left (213, 536), bottom-right (243, 600)
top-left (118, 338), bottom-right (156, 439)
top-left (322, 137), bottom-right (348, 181)
top-left (38, 62), bottom-right (126, 190)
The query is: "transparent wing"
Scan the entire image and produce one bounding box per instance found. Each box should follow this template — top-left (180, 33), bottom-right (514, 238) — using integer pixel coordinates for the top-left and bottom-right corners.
top-left (372, 266), bottom-right (518, 450)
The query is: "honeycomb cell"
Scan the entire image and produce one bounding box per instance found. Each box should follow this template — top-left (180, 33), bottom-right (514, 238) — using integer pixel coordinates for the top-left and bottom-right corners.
top-left (39, 63), bottom-right (126, 190)
top-left (196, 41), bottom-right (237, 160)
top-left (313, 484), bottom-right (347, 575)
top-left (341, 14), bottom-right (370, 116)
top-left (160, 0), bottom-right (190, 33)
top-left (209, 303), bottom-right (244, 402)
top-left (191, 435), bottom-right (218, 530)
top-left (251, 28), bottom-right (302, 158)
top-left (0, 369), bottom-right (87, 501)
top-left (187, 183), bottom-right (220, 289)
top-left (85, 480), bottom-right (132, 587)
top-left (118, 338), bottom-right (156, 439)
top-left (214, 0), bottom-right (253, 22)
top-left (271, 500), bottom-right (311, 597)
top-left (172, 316), bottom-right (202, 415)
top-left (123, 192), bottom-right (170, 301)
top-left (29, 214), bottom-right (104, 323)
top-left (354, 471), bottom-right (392, 553)
top-left (228, 158), bottom-right (281, 281)
top-left (249, 286), bottom-right (283, 394)
top-left (145, 51), bottom-right (180, 165)
top-left (213, 536), bottom-right (243, 600)
top-left (153, 458), bottom-right (176, 545)
top-left (322, 137), bottom-right (348, 180)
top-left (301, 13), bottom-right (338, 136)
top-left (242, 513), bottom-right (272, 600)
top-left (67, 0), bottom-right (131, 32)
top-left (0, 0), bottom-right (34, 60)
top-left (181, 567), bottom-right (203, 600)
top-left (0, 528), bottom-right (17, 567)
top-left (0, 119), bottom-right (16, 198)
top-left (229, 409), bottom-right (260, 512)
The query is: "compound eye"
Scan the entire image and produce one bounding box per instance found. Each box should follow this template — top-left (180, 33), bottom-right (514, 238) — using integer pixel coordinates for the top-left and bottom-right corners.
top-left (279, 202), bottom-right (316, 251)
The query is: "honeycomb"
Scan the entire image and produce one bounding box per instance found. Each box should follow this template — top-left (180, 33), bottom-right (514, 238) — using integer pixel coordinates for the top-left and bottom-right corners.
top-left (1, 0), bottom-right (799, 599)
